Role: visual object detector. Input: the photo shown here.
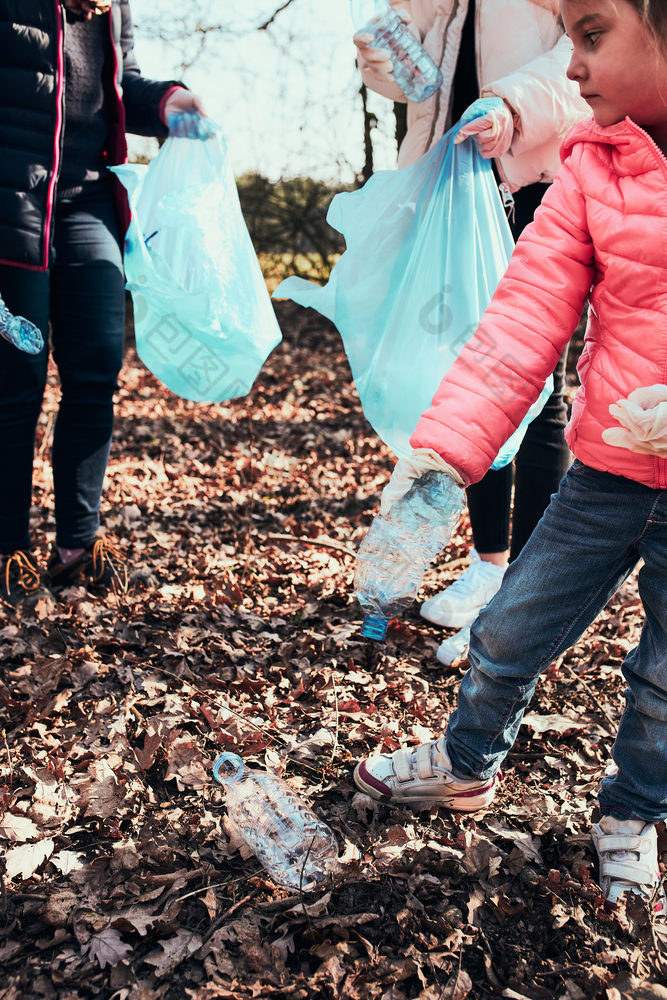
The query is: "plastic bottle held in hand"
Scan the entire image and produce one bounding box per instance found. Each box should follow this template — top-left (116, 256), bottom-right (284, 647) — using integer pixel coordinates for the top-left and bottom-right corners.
top-left (351, 0), bottom-right (443, 103)
top-left (355, 470), bottom-right (464, 640)
top-left (213, 753), bottom-right (338, 891)
top-left (0, 295), bottom-right (43, 355)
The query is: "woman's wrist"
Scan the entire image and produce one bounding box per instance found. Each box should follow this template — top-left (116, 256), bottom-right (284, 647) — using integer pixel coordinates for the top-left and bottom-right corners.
top-left (159, 87), bottom-right (187, 127)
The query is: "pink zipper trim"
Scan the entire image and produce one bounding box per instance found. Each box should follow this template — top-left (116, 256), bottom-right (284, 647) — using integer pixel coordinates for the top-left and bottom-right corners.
top-left (108, 7), bottom-right (128, 162)
top-left (109, 12), bottom-right (121, 103)
top-left (0, 258), bottom-right (46, 272)
top-left (108, 11), bottom-right (125, 129)
top-left (43, 1), bottom-right (65, 271)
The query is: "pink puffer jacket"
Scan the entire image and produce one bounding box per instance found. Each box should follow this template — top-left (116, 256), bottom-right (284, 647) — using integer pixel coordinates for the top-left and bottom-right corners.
top-left (411, 117), bottom-right (667, 491)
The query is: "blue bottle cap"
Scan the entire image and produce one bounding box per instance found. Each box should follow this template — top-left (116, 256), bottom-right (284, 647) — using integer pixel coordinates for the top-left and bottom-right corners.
top-left (361, 613), bottom-right (389, 641)
top-left (213, 752), bottom-right (244, 785)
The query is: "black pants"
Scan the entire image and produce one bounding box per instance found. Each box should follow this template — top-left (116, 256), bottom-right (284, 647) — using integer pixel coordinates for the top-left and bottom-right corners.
top-left (466, 182), bottom-right (572, 561)
top-left (0, 183), bottom-right (125, 553)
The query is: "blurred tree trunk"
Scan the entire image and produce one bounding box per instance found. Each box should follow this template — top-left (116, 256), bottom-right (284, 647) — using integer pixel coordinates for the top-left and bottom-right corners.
top-left (359, 82), bottom-right (377, 183)
top-left (394, 101), bottom-right (407, 150)
top-left (359, 83), bottom-right (377, 184)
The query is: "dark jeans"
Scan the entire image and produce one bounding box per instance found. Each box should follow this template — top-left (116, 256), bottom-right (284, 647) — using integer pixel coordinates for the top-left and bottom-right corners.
top-left (0, 182), bottom-right (125, 553)
top-left (467, 182), bottom-right (571, 560)
top-left (447, 462), bottom-right (667, 822)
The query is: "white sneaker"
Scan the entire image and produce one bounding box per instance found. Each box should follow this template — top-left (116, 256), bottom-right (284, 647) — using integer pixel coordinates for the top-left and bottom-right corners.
top-left (436, 625), bottom-right (471, 666)
top-left (421, 549), bottom-right (507, 629)
top-left (592, 816), bottom-right (666, 915)
top-left (353, 735), bottom-right (500, 812)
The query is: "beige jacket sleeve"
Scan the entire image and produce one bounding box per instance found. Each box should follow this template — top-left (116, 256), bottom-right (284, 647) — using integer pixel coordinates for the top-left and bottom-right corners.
top-left (482, 33), bottom-right (588, 159)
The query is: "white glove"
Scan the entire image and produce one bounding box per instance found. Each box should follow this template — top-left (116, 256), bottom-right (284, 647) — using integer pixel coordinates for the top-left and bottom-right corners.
top-left (380, 448), bottom-right (464, 516)
top-left (454, 99), bottom-right (515, 158)
top-left (353, 6), bottom-right (413, 78)
top-left (601, 385), bottom-right (667, 458)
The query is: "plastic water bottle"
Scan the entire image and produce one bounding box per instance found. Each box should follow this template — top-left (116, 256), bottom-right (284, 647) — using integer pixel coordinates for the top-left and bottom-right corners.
top-left (0, 295), bottom-right (43, 355)
top-left (351, 0), bottom-right (443, 103)
top-left (213, 753), bottom-right (338, 891)
top-left (355, 470), bottom-right (465, 640)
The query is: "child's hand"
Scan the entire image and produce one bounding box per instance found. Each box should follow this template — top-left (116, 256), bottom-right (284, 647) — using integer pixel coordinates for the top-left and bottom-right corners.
top-left (380, 449), bottom-right (464, 515)
top-left (602, 385), bottom-right (667, 458)
top-left (454, 99), bottom-right (515, 158)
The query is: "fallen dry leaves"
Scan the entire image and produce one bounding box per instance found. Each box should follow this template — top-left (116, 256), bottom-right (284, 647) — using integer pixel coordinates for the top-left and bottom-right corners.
top-left (0, 303), bottom-right (664, 999)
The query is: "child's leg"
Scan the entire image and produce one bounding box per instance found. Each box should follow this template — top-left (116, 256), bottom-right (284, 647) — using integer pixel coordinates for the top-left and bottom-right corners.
top-left (354, 463), bottom-right (658, 812)
top-left (598, 491), bottom-right (667, 823)
top-left (593, 510), bottom-right (666, 914)
top-left (466, 464), bottom-right (512, 558)
top-left (446, 461), bottom-right (656, 780)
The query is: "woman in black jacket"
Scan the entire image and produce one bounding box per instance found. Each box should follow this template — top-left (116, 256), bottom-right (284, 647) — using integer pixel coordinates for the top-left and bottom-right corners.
top-left (0, 0), bottom-right (204, 605)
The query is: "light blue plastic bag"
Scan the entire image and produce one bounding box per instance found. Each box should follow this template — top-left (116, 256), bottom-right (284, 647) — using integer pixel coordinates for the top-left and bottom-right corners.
top-left (112, 115), bottom-right (281, 402)
top-left (274, 99), bottom-right (551, 467)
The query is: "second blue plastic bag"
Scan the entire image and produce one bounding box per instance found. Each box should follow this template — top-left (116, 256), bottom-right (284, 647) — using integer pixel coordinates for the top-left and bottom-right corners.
top-left (112, 116), bottom-right (281, 403)
top-left (274, 100), bottom-right (551, 466)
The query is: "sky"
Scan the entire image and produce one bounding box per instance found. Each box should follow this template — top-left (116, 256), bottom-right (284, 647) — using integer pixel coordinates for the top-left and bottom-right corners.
top-left (128, 0), bottom-right (399, 183)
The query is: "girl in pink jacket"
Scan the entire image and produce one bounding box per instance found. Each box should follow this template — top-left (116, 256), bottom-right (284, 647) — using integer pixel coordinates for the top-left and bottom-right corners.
top-left (356, 0), bottom-right (590, 668)
top-left (354, 0), bottom-right (667, 916)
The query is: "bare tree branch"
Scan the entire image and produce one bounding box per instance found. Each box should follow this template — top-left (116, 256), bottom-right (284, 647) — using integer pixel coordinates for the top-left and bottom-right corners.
top-left (257, 0), bottom-right (299, 31)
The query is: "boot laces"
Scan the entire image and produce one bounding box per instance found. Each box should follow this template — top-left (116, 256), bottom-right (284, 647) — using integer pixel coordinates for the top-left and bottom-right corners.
top-left (4, 551), bottom-right (41, 595)
top-left (90, 537), bottom-right (124, 582)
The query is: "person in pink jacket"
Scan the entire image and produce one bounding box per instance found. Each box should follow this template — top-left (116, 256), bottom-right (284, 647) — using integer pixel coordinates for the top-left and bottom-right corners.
top-left (354, 0), bottom-right (667, 917)
top-left (356, 0), bottom-right (589, 667)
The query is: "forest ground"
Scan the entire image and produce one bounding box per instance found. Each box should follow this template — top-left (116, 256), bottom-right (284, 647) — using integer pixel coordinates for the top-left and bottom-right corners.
top-left (0, 302), bottom-right (665, 1000)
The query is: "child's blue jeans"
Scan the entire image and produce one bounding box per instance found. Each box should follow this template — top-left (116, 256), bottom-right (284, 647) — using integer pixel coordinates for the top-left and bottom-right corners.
top-left (446, 459), bottom-right (667, 823)
top-left (0, 182), bottom-right (125, 553)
